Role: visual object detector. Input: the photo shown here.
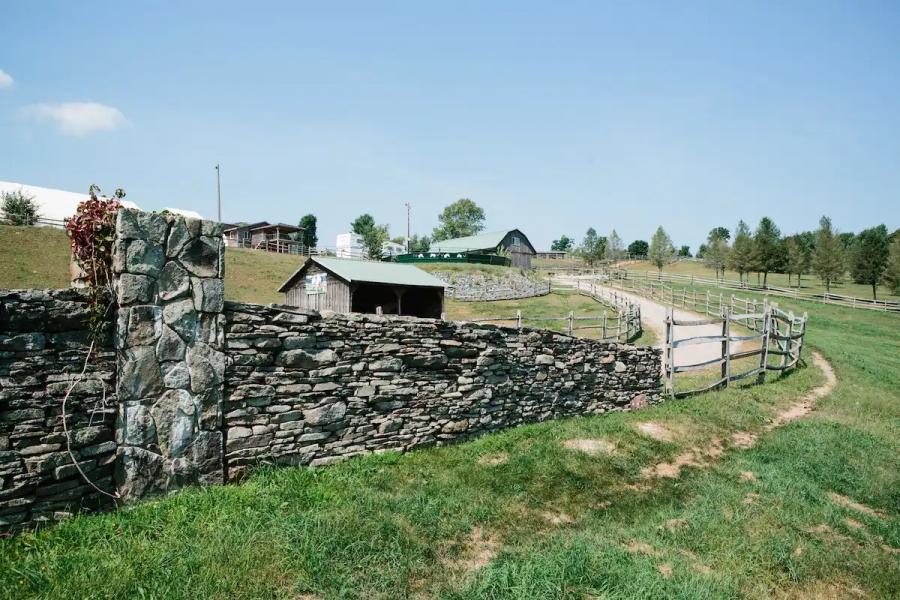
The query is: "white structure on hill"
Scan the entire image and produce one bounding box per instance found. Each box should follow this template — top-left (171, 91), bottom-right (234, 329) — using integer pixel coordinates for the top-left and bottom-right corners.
top-left (0, 180), bottom-right (142, 226)
top-left (335, 232), bottom-right (365, 259)
top-left (381, 240), bottom-right (405, 258)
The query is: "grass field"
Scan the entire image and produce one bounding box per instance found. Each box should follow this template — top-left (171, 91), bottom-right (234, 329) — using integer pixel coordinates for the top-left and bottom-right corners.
top-left (2, 272), bottom-right (898, 598)
top-left (626, 259), bottom-right (900, 302)
top-left (0, 225), bottom-right (303, 304)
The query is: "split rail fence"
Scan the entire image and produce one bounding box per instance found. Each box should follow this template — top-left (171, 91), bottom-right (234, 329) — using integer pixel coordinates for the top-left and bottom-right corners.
top-left (462, 279), bottom-right (642, 343)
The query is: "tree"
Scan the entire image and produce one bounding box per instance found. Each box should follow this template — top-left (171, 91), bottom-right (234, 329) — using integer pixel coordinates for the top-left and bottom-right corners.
top-left (708, 227), bottom-right (730, 242)
top-left (703, 238), bottom-right (729, 280)
top-left (627, 240), bottom-right (648, 258)
top-left (551, 235), bottom-right (574, 252)
top-left (296, 214), bottom-right (318, 249)
top-left (784, 236), bottom-right (809, 287)
top-left (648, 226), bottom-right (675, 275)
top-left (431, 198), bottom-right (485, 241)
top-left (811, 216), bottom-right (845, 292)
top-left (1, 190), bottom-right (40, 226)
top-left (752, 217), bottom-right (782, 286)
top-left (362, 224), bottom-right (390, 259)
top-left (607, 230), bottom-right (624, 262)
top-left (677, 245), bottom-right (692, 258)
top-left (882, 236), bottom-right (900, 294)
top-left (727, 220), bottom-right (754, 283)
top-left (696, 243), bottom-right (708, 259)
top-left (851, 225), bottom-right (889, 300)
top-left (576, 228), bottom-right (606, 266)
top-left (838, 232), bottom-right (856, 251)
top-left (408, 234), bottom-right (431, 253)
top-left (350, 214), bottom-right (376, 236)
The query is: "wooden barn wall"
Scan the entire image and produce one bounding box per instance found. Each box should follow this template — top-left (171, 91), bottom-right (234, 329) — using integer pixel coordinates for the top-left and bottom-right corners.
top-left (284, 264), bottom-right (351, 313)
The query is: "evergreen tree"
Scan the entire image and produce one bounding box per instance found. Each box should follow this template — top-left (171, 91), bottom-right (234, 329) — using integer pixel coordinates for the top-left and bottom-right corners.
top-left (627, 240), bottom-right (648, 257)
top-left (607, 230), bottom-right (624, 261)
top-left (784, 236), bottom-right (809, 287)
top-left (811, 216), bottom-right (845, 292)
top-left (648, 226), bottom-right (675, 275)
top-left (577, 228), bottom-right (606, 266)
top-left (882, 236), bottom-right (900, 294)
top-left (851, 225), bottom-right (890, 300)
top-left (1, 190), bottom-right (40, 226)
top-left (297, 214), bottom-right (318, 248)
top-left (727, 220), bottom-right (754, 283)
top-left (752, 217), bottom-right (782, 286)
top-left (703, 238), bottom-right (729, 279)
top-left (408, 234), bottom-right (431, 253)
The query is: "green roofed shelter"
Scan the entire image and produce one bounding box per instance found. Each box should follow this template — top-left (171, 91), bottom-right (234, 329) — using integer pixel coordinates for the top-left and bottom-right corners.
top-left (278, 256), bottom-right (446, 318)
top-left (430, 229), bottom-right (536, 269)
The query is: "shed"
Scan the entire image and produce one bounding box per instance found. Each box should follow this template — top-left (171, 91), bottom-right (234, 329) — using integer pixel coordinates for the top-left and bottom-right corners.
top-left (430, 229), bottom-right (536, 269)
top-left (278, 256), bottom-right (446, 318)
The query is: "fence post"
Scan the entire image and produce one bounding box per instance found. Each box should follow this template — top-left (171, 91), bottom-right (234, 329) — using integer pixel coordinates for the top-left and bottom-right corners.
top-left (721, 308), bottom-right (731, 389)
top-left (783, 311), bottom-right (795, 369)
top-left (516, 309), bottom-right (522, 330)
top-left (757, 301), bottom-right (771, 384)
top-left (567, 311), bottom-right (574, 336)
top-left (665, 309), bottom-right (675, 398)
top-left (602, 313), bottom-right (607, 340)
top-left (706, 291), bottom-right (710, 315)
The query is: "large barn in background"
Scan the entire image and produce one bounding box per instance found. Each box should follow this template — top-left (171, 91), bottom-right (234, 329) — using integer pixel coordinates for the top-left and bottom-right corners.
top-left (278, 256), bottom-right (446, 318)
top-left (430, 229), bottom-right (537, 269)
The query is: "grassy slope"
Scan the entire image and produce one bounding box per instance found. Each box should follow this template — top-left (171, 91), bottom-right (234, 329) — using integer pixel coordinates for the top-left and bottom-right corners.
top-left (628, 259), bottom-right (900, 302)
top-left (1, 283), bottom-right (897, 598)
top-left (0, 225), bottom-right (303, 304)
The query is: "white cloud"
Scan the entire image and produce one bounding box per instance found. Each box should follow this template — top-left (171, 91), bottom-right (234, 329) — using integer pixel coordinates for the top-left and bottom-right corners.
top-left (0, 69), bottom-right (13, 89)
top-left (24, 102), bottom-right (127, 136)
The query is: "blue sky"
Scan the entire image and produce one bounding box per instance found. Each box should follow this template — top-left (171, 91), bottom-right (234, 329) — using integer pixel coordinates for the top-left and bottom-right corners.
top-left (2, 1), bottom-right (898, 250)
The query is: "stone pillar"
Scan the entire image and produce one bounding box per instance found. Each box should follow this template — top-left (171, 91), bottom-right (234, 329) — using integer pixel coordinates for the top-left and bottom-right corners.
top-left (112, 209), bottom-right (226, 499)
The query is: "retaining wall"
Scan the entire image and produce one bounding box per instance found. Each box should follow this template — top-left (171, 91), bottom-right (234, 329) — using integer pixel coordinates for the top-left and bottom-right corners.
top-left (431, 271), bottom-right (551, 301)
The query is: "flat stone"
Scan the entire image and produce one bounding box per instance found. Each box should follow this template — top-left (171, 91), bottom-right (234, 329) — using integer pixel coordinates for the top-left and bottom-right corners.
top-left (614, 361), bottom-right (627, 373)
top-left (303, 401), bottom-right (347, 426)
top-left (123, 404), bottom-right (157, 447)
top-left (166, 217), bottom-right (194, 258)
top-left (186, 344), bottom-right (225, 393)
top-left (158, 262), bottom-right (190, 301)
top-left (118, 346), bottom-right (164, 401)
top-left (156, 325), bottom-right (186, 361)
top-left (125, 239), bottom-right (165, 278)
top-left (117, 209), bottom-right (167, 243)
top-left (179, 237), bottom-right (220, 278)
top-left (535, 354), bottom-right (555, 365)
top-left (125, 305), bottom-right (162, 347)
top-left (151, 389), bottom-right (197, 459)
top-left (162, 362), bottom-right (191, 389)
top-left (191, 278), bottom-right (224, 313)
top-left (115, 446), bottom-right (165, 500)
top-left (163, 299), bottom-right (198, 342)
top-left (282, 334), bottom-right (316, 350)
top-left (117, 273), bottom-right (155, 305)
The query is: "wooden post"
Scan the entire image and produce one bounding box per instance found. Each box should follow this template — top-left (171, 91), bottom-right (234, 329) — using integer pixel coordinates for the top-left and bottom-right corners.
top-left (567, 311), bottom-right (574, 336)
top-left (602, 313), bottom-right (607, 340)
top-left (757, 301), bottom-right (770, 384)
top-left (783, 311), bottom-right (795, 369)
top-left (706, 291), bottom-right (710, 315)
top-left (440, 311), bottom-right (447, 321)
top-left (665, 309), bottom-right (675, 397)
top-left (721, 308), bottom-right (731, 389)
top-left (376, 306), bottom-right (383, 315)
top-left (516, 309), bottom-right (522, 330)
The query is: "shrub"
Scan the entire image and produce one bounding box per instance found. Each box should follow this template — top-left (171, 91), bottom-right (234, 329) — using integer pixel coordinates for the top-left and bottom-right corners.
top-left (1, 189), bottom-right (40, 225)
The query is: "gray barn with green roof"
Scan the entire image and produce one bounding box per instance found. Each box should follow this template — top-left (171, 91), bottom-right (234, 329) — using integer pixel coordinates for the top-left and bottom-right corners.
top-left (430, 229), bottom-right (536, 269)
top-left (278, 256), bottom-right (446, 318)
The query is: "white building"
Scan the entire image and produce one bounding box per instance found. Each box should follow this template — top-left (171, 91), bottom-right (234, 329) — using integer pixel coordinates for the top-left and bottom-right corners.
top-left (381, 240), bottom-right (405, 258)
top-left (335, 232), bottom-right (365, 259)
top-left (0, 180), bottom-right (142, 226)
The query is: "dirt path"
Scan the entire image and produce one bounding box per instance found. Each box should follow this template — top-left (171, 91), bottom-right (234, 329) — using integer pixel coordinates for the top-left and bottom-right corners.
top-left (556, 277), bottom-right (748, 368)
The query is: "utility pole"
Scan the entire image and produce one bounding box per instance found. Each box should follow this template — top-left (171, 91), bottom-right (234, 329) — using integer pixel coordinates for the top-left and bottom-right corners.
top-left (215, 164), bottom-right (221, 222)
top-left (405, 202), bottom-right (411, 252)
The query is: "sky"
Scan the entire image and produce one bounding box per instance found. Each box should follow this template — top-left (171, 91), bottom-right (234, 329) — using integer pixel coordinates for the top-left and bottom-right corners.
top-left (1, 1), bottom-right (899, 251)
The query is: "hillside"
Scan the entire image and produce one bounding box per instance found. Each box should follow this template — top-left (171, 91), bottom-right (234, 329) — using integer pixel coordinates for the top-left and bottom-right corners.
top-left (0, 225), bottom-right (302, 303)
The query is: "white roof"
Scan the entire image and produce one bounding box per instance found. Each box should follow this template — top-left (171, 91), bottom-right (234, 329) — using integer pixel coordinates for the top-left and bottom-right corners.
top-left (0, 180), bottom-right (141, 223)
top-left (164, 207), bottom-right (204, 220)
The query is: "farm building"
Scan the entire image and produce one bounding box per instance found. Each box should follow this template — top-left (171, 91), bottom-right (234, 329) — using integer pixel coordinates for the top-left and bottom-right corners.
top-left (278, 256), bottom-right (446, 318)
top-left (223, 222), bottom-right (304, 253)
top-left (430, 229), bottom-right (537, 269)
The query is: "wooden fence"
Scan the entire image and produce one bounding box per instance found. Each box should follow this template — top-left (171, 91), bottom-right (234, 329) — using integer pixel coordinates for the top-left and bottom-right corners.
top-left (609, 268), bottom-right (899, 314)
top-left (462, 279), bottom-right (642, 343)
top-left (663, 303), bottom-right (807, 398)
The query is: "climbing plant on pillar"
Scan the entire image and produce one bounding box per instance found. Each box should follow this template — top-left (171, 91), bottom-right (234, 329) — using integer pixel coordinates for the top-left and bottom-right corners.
top-left (64, 185), bottom-right (125, 340)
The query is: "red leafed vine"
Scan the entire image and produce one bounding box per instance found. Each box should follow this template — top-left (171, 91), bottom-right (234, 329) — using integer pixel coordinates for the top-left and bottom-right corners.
top-left (64, 185), bottom-right (125, 341)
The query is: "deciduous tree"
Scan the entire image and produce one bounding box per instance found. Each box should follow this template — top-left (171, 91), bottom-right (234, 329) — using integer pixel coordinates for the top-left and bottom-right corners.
top-left (431, 198), bottom-right (485, 241)
top-left (851, 225), bottom-right (889, 300)
top-left (882, 236), bottom-right (900, 294)
top-left (648, 226), bottom-right (675, 275)
top-left (627, 239), bottom-right (648, 258)
top-left (350, 214), bottom-right (375, 236)
top-left (727, 220), bottom-right (754, 283)
top-left (607, 230), bottom-right (624, 261)
top-left (577, 228), bottom-right (606, 266)
top-left (297, 214), bottom-right (318, 248)
top-left (752, 217), bottom-right (781, 286)
top-left (551, 235), bottom-right (574, 252)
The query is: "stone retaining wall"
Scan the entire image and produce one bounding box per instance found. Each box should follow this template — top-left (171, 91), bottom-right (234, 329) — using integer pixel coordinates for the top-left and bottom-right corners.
top-left (0, 290), bottom-right (117, 531)
top-left (430, 271), bottom-right (551, 301)
top-left (223, 302), bottom-right (661, 477)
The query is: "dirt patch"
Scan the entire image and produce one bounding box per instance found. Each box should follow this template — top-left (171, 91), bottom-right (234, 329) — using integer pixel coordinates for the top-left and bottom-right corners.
top-left (542, 511), bottom-right (575, 525)
top-left (442, 527), bottom-right (500, 575)
top-left (477, 452), bottom-right (509, 466)
top-left (732, 432), bottom-right (758, 449)
top-left (773, 579), bottom-right (868, 599)
top-left (563, 438), bottom-right (616, 456)
top-left (625, 539), bottom-right (662, 557)
top-left (636, 422), bottom-right (675, 442)
top-left (828, 492), bottom-right (887, 519)
top-left (740, 471), bottom-right (758, 483)
top-left (765, 352), bottom-right (837, 432)
top-left (741, 493), bottom-right (760, 506)
top-left (662, 518), bottom-right (687, 532)
top-left (657, 563), bottom-right (674, 578)
top-left (844, 518), bottom-right (865, 530)
top-left (642, 452), bottom-right (702, 478)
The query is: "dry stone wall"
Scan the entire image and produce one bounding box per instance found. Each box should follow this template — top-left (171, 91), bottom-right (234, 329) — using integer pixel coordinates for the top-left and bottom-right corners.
top-left (431, 270), bottom-right (551, 301)
top-left (223, 302), bottom-right (661, 476)
top-left (0, 290), bottom-right (117, 531)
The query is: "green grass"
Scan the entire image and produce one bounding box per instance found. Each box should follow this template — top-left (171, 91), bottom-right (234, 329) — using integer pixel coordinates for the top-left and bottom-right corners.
top-left (0, 224), bottom-right (303, 303)
top-left (628, 259), bottom-right (900, 302)
top-left (418, 261), bottom-right (544, 283)
top-left (2, 284), bottom-right (898, 598)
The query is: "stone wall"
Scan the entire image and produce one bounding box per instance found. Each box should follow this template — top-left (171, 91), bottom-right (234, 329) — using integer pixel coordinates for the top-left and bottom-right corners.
top-left (0, 290), bottom-right (117, 531)
top-left (431, 270), bottom-right (551, 301)
top-left (112, 209), bottom-right (226, 498)
top-left (223, 302), bottom-right (661, 477)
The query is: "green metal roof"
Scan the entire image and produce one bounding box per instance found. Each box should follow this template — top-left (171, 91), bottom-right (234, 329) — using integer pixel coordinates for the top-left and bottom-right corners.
top-left (278, 256), bottom-right (446, 292)
top-left (430, 229), bottom-right (535, 254)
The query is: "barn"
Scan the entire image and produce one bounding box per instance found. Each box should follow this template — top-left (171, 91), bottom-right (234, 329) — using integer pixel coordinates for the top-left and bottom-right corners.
top-left (430, 229), bottom-right (537, 269)
top-left (278, 256), bottom-right (446, 318)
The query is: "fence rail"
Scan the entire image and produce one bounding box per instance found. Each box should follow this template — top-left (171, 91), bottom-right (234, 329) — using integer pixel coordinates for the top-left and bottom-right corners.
top-left (0, 211), bottom-right (67, 228)
top-left (463, 280), bottom-right (642, 343)
top-left (609, 269), bottom-right (899, 313)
